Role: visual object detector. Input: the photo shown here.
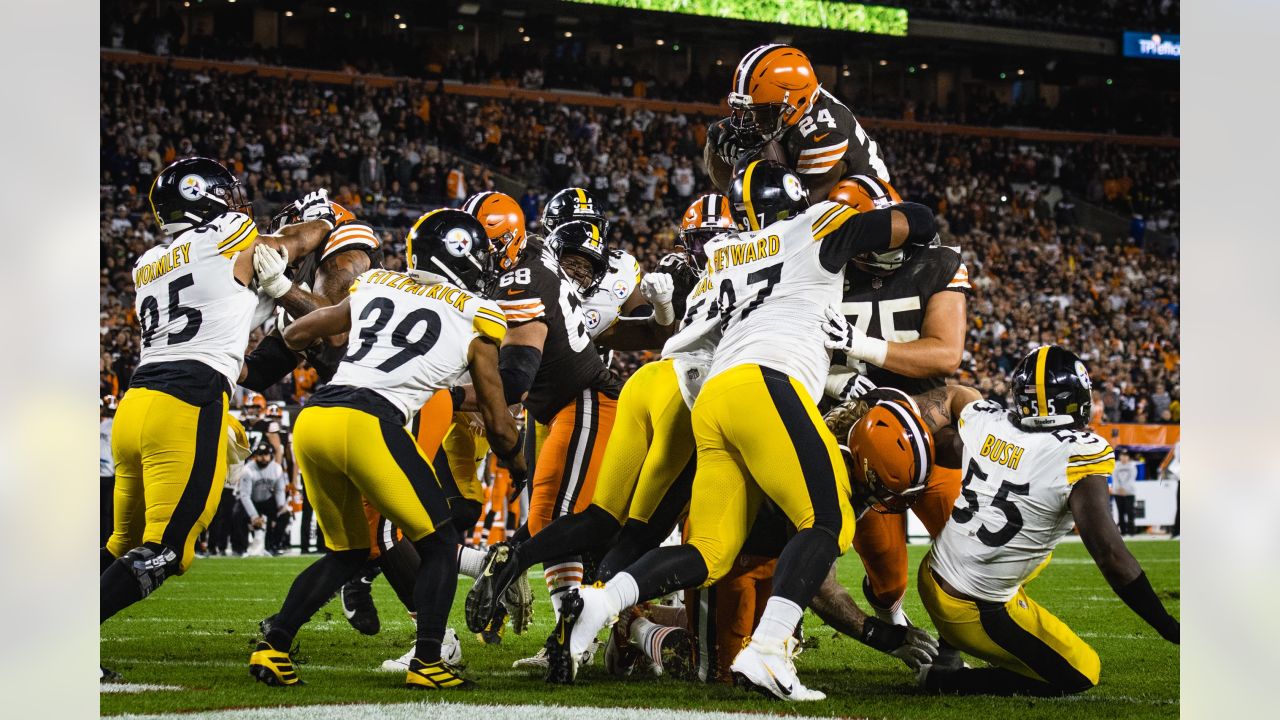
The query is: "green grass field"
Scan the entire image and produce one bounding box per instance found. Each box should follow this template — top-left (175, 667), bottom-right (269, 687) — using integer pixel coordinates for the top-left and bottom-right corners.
top-left (101, 540), bottom-right (1179, 719)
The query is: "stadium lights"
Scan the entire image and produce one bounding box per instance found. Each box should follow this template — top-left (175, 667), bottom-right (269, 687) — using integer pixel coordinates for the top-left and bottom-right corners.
top-left (716, 59), bottom-right (724, 66)
top-left (908, 66), bottom-right (916, 73)
top-left (655, 38), bottom-right (665, 45)
top-left (615, 43), bottom-right (623, 49)
top-left (399, 22), bottom-right (407, 29)
top-left (841, 68), bottom-right (850, 77)
top-left (999, 72), bottom-right (1007, 79)
top-left (673, 44), bottom-right (679, 50)
top-left (457, 23), bottom-right (465, 30)
top-left (184, 1), bottom-right (190, 6)
top-left (284, 10), bottom-right (293, 17)
top-left (1106, 78), bottom-right (1114, 85)
top-left (328, 6), bottom-right (336, 12)
top-left (458, 2), bottom-right (481, 14)
top-left (565, 31), bottom-right (573, 37)
top-left (1001, 195), bottom-right (1008, 202)
top-left (878, 59), bottom-right (888, 66)
top-left (344, 11), bottom-right (351, 18)
top-left (919, 63), bottom-right (928, 70)
top-left (1017, 68), bottom-right (1025, 76)
top-left (394, 14), bottom-right (401, 20)
top-left (523, 35), bottom-right (531, 42)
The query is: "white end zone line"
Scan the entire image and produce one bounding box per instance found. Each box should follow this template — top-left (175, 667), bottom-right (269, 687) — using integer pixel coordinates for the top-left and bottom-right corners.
top-left (101, 683), bottom-right (183, 694)
top-left (112, 702), bottom-right (852, 720)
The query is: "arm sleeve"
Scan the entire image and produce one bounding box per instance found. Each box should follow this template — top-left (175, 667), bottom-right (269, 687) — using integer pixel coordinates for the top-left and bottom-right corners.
top-left (241, 333), bottom-right (301, 392)
top-left (498, 344), bottom-right (542, 405)
top-left (818, 202), bottom-right (936, 273)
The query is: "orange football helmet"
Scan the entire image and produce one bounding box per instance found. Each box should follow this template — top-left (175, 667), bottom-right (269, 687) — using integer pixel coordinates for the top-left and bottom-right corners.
top-left (728, 44), bottom-right (821, 145)
top-left (828, 176), bottom-right (903, 212)
top-left (243, 392), bottom-right (267, 419)
top-left (679, 193), bottom-right (734, 267)
top-left (847, 393), bottom-right (935, 514)
top-left (462, 191), bottom-right (527, 272)
top-left (331, 201), bottom-right (356, 226)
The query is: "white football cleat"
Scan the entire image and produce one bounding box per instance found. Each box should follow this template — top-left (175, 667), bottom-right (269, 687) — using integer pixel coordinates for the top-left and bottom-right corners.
top-left (570, 585), bottom-right (620, 657)
top-left (378, 628), bottom-right (461, 672)
top-left (730, 636), bottom-right (826, 702)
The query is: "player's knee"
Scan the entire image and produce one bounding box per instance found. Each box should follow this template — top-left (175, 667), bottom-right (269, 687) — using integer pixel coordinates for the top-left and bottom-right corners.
top-left (689, 538), bottom-right (732, 587)
top-left (116, 543), bottom-right (181, 598)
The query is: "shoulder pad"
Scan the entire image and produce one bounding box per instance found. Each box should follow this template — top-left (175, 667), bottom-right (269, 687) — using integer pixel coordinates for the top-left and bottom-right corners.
top-left (471, 299), bottom-right (509, 343)
top-left (1066, 435), bottom-right (1116, 484)
top-left (319, 222), bottom-right (380, 264)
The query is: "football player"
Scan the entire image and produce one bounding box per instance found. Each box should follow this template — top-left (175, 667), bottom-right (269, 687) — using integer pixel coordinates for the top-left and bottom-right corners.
top-left (541, 160), bottom-right (939, 697)
top-left (822, 175), bottom-right (971, 629)
top-left (249, 210), bottom-right (524, 690)
top-left (705, 44), bottom-right (890, 199)
top-left (101, 158), bottom-right (332, 646)
top-left (464, 194), bottom-right (728, 637)
top-left (239, 393), bottom-right (283, 466)
top-left (905, 346), bottom-right (1179, 695)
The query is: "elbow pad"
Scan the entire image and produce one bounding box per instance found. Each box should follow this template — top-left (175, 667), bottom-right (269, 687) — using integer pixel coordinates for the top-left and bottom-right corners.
top-left (498, 344), bottom-right (542, 406)
top-left (899, 202), bottom-right (938, 247)
top-left (241, 333), bottom-right (301, 392)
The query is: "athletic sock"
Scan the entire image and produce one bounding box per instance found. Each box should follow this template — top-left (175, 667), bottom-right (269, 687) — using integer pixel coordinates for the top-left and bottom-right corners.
top-left (606, 572), bottom-right (641, 613)
top-left (100, 559), bottom-right (145, 624)
top-left (630, 616), bottom-right (678, 671)
top-left (413, 531), bottom-right (458, 663)
top-left (269, 548), bottom-right (367, 648)
top-left (751, 596), bottom-right (804, 647)
top-left (457, 545), bottom-right (487, 579)
top-left (545, 561), bottom-right (584, 617)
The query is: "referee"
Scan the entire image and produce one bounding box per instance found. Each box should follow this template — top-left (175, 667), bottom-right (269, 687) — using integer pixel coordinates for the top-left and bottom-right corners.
top-left (239, 444), bottom-right (290, 554)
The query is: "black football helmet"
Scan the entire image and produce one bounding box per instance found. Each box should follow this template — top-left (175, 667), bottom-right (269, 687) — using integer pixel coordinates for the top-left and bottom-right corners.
top-left (149, 157), bottom-right (249, 235)
top-left (548, 220), bottom-right (609, 296)
top-left (406, 209), bottom-right (496, 295)
top-left (1010, 345), bottom-right (1094, 431)
top-left (542, 187), bottom-right (609, 237)
top-left (728, 159), bottom-right (810, 232)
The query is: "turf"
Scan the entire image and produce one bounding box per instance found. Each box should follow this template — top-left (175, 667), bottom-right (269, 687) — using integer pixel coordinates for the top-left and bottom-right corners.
top-left (100, 540), bottom-right (1179, 719)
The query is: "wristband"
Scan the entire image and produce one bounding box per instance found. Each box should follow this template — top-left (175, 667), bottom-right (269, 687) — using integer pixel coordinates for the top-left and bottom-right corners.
top-left (857, 616), bottom-right (906, 652)
top-left (448, 385), bottom-right (466, 411)
top-left (850, 335), bottom-right (889, 367)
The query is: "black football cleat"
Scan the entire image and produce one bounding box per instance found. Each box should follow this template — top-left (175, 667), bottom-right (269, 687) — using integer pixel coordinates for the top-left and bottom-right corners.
top-left (465, 543), bottom-right (520, 634)
top-left (544, 588), bottom-right (584, 684)
top-left (341, 573), bottom-right (380, 636)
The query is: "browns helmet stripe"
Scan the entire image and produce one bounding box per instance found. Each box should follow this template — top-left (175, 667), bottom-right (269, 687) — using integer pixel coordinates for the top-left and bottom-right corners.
top-left (461, 191), bottom-right (496, 215)
top-left (734, 44), bottom-right (785, 96)
top-left (880, 400), bottom-right (931, 488)
top-left (851, 175), bottom-right (889, 202)
top-left (702, 194), bottom-right (716, 223)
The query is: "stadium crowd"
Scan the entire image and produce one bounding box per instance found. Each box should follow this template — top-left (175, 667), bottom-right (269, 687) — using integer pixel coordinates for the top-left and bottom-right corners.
top-left (100, 60), bottom-right (1179, 422)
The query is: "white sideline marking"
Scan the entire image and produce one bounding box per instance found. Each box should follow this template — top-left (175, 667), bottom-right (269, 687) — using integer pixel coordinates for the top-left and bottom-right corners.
top-left (108, 658), bottom-right (343, 671)
top-left (113, 701), bottom-right (845, 720)
top-left (101, 683), bottom-right (182, 694)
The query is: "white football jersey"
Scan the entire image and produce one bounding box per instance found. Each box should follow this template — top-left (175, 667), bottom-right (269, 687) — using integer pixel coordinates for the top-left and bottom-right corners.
top-left (584, 249), bottom-right (642, 339)
top-left (329, 269), bottom-right (507, 421)
top-left (660, 237), bottom-right (731, 407)
top-left (132, 211), bottom-right (259, 384)
top-left (930, 400), bottom-right (1116, 602)
top-left (706, 200), bottom-right (870, 401)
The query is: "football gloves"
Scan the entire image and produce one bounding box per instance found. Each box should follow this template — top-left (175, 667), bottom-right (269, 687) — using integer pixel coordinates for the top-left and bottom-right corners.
top-left (823, 305), bottom-right (889, 366)
top-left (708, 118), bottom-right (750, 168)
top-left (640, 272), bottom-right (677, 326)
top-left (254, 244), bottom-right (292, 299)
top-left (295, 189), bottom-right (336, 228)
top-left (858, 617), bottom-right (940, 671)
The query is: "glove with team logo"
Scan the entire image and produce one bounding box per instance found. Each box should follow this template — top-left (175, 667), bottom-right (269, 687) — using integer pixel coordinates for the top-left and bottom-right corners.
top-left (708, 118), bottom-right (749, 168)
top-left (253, 244), bottom-right (292, 299)
top-left (640, 272), bottom-right (677, 326)
top-left (294, 189), bottom-right (336, 229)
top-left (858, 617), bottom-right (940, 671)
top-left (823, 305), bottom-right (889, 367)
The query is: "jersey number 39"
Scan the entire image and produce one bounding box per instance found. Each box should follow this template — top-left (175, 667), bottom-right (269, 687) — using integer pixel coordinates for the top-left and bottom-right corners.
top-left (343, 296), bottom-right (442, 371)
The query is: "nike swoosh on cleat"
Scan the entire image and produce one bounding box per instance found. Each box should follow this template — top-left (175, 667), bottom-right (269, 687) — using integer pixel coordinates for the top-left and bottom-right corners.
top-left (765, 665), bottom-right (793, 696)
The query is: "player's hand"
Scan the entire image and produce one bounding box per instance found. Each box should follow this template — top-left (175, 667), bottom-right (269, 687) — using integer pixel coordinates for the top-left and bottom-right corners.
top-left (708, 118), bottom-right (748, 167)
top-left (640, 272), bottom-right (675, 305)
top-left (294, 189), bottom-right (336, 228)
top-left (825, 368), bottom-right (878, 403)
top-left (822, 305), bottom-right (888, 366)
top-left (254, 244), bottom-right (292, 298)
top-left (252, 516), bottom-right (267, 529)
top-left (859, 617), bottom-right (939, 671)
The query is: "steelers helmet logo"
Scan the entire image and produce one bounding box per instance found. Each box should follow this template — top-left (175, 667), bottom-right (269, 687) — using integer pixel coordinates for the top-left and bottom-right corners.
top-left (179, 174), bottom-right (207, 201)
top-left (612, 279), bottom-right (629, 300)
top-left (584, 308), bottom-right (602, 329)
top-left (443, 228), bottom-right (473, 257)
top-left (782, 173), bottom-right (805, 201)
top-left (1074, 360), bottom-right (1093, 389)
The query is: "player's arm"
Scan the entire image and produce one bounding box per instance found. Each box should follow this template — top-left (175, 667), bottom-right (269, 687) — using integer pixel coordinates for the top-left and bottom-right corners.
top-left (1070, 475), bottom-right (1180, 643)
top-left (455, 320), bottom-right (547, 411)
top-left (809, 564), bottom-right (939, 670)
top-left (880, 291), bottom-right (966, 377)
top-left (704, 119), bottom-right (736, 193)
top-left (275, 248), bottom-right (372, 322)
top-left (801, 160), bottom-right (847, 203)
top-left (238, 473), bottom-right (262, 526)
top-left (467, 335), bottom-right (526, 479)
top-left (818, 202), bottom-right (936, 273)
top-left (281, 297), bottom-right (353, 350)
top-left (913, 384), bottom-right (983, 435)
top-left (267, 429), bottom-right (284, 466)
top-left (231, 219), bottom-right (332, 287)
